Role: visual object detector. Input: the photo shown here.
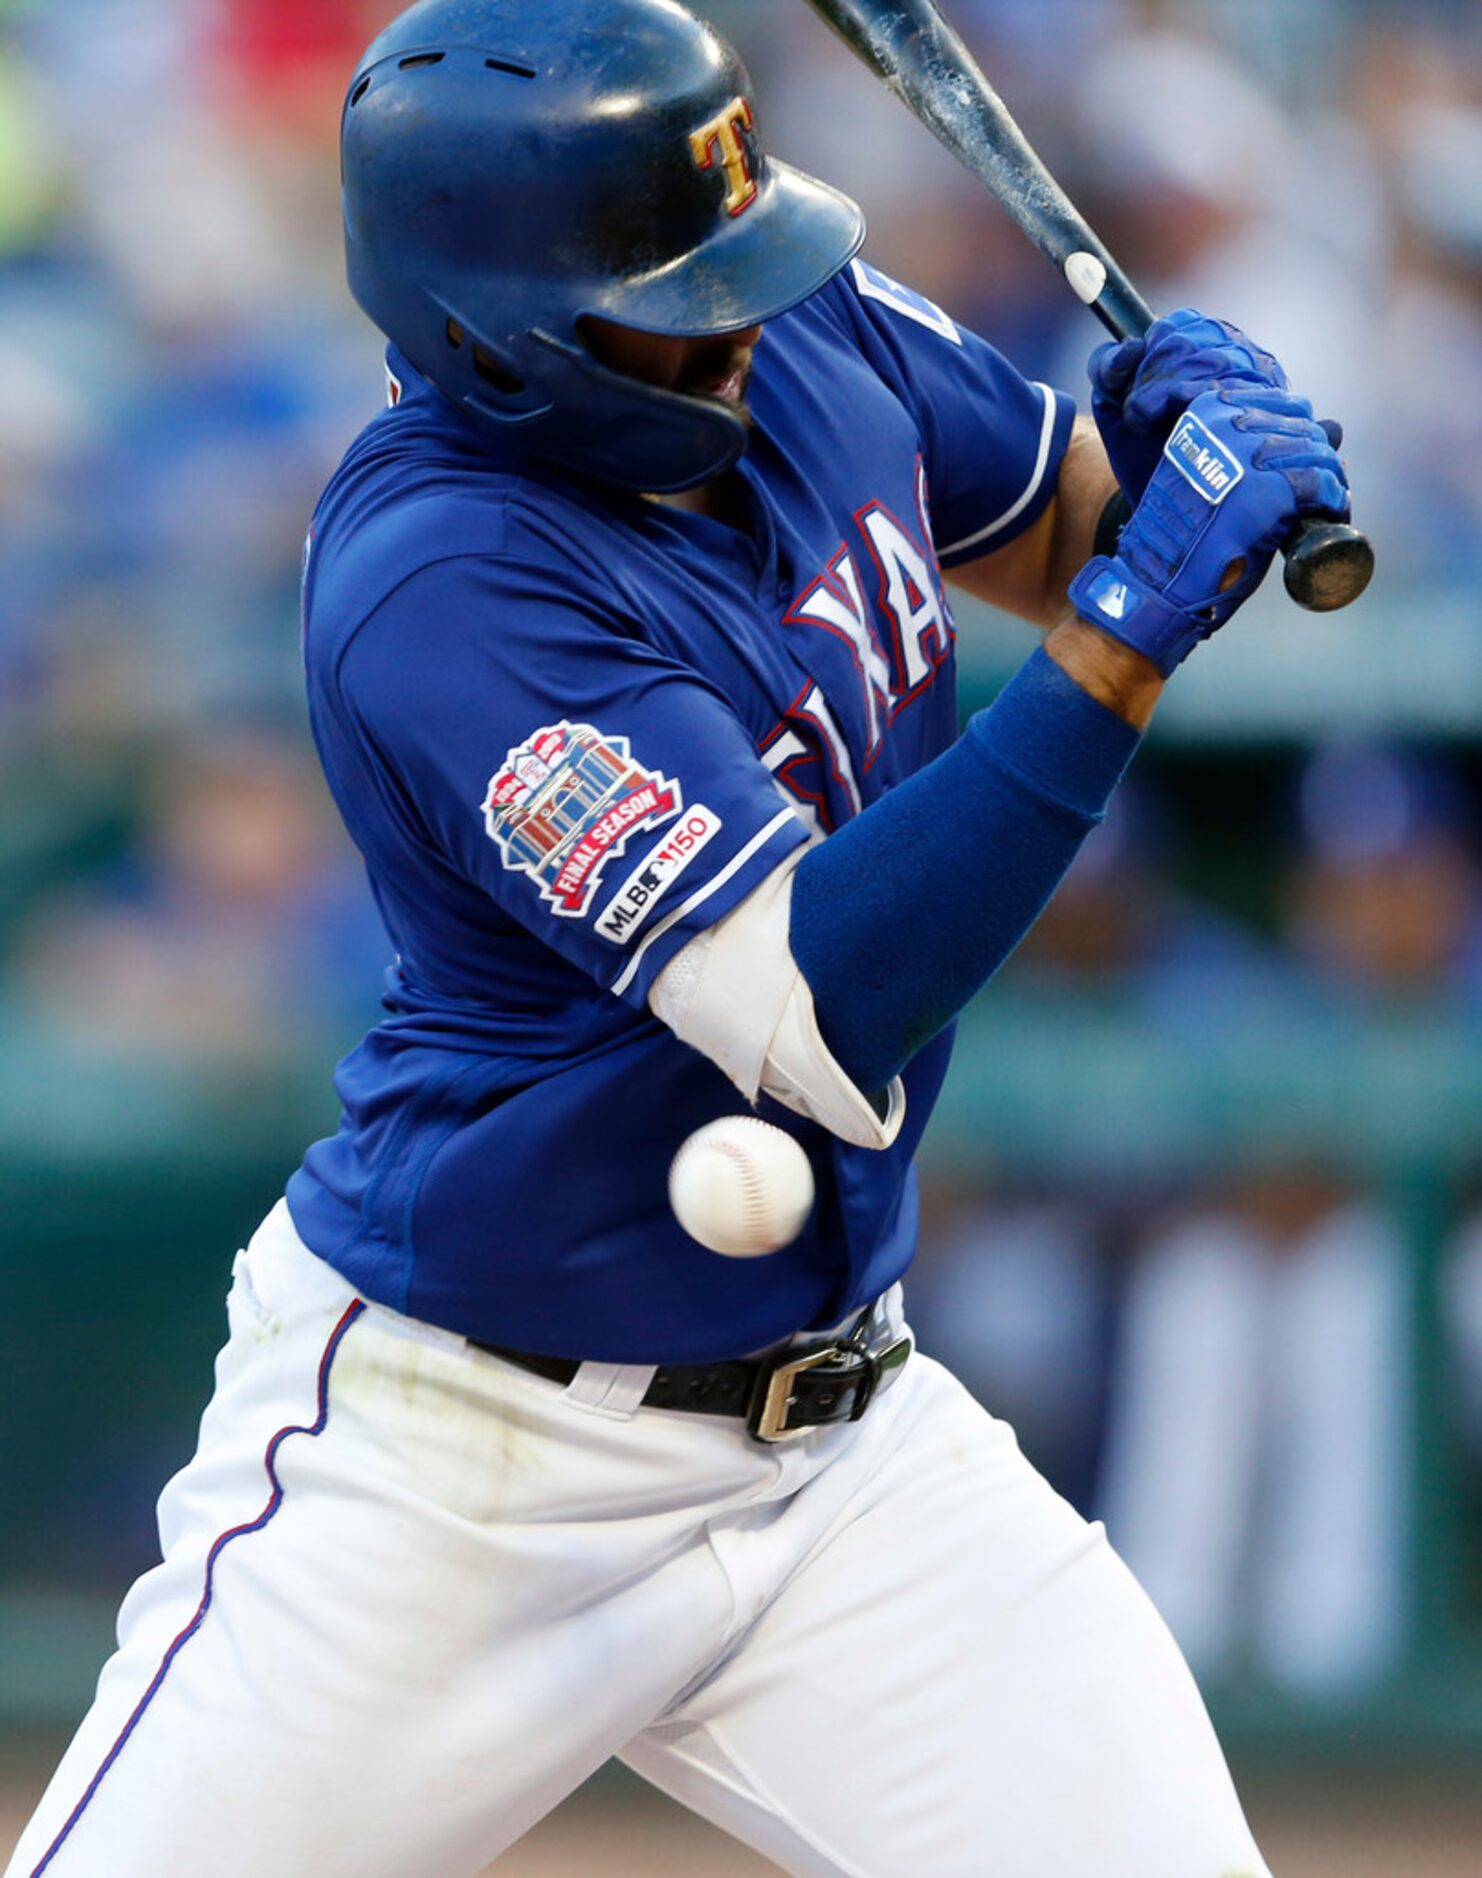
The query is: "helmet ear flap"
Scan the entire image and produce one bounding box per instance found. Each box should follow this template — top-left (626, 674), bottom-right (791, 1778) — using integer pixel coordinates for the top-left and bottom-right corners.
top-left (466, 332), bottom-right (750, 493)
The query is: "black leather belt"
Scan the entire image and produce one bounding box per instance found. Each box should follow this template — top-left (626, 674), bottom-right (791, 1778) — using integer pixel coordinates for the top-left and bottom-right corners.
top-left (470, 1309), bottom-right (913, 1443)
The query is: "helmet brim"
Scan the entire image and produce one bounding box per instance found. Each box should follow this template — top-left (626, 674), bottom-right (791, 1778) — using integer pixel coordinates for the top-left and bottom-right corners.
top-left (592, 160), bottom-right (865, 338)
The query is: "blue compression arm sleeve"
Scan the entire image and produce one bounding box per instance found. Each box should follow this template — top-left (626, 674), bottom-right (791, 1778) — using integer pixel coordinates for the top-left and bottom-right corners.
top-left (791, 648), bottom-right (1141, 1095)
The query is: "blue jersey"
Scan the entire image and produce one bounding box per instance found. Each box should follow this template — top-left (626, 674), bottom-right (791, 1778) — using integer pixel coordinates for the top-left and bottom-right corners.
top-left (287, 261), bottom-right (1075, 1362)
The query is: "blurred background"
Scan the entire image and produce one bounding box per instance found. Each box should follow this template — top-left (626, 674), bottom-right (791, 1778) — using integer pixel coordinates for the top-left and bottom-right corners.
top-left (2, 0), bottom-right (1481, 1870)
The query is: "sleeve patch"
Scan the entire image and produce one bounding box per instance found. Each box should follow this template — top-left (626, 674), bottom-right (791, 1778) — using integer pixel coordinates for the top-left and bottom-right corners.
top-left (595, 805), bottom-right (723, 944)
top-left (850, 258), bottom-right (962, 346)
top-left (480, 721), bottom-right (686, 919)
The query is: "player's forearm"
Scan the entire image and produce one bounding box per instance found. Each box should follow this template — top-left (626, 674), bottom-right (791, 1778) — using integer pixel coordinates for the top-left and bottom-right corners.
top-left (946, 417), bottom-right (1119, 628)
top-left (1040, 418), bottom-right (1122, 609)
top-left (790, 646), bottom-right (1141, 1096)
top-left (1044, 614), bottom-right (1164, 731)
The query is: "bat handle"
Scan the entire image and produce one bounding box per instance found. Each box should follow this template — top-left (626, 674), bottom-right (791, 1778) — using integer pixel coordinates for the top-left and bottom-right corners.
top-left (1282, 517), bottom-right (1375, 613)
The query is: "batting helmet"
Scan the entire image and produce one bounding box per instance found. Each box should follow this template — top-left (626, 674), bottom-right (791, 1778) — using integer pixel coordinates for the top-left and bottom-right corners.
top-left (342, 0), bottom-right (865, 493)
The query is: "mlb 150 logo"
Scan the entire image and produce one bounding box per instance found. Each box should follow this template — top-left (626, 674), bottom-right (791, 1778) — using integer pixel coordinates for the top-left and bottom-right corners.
top-left (595, 807), bottom-right (723, 944)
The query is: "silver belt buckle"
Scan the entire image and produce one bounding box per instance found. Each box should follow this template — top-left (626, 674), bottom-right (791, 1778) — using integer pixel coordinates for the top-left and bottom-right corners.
top-left (750, 1331), bottom-right (913, 1444)
top-left (752, 1347), bottom-right (844, 1444)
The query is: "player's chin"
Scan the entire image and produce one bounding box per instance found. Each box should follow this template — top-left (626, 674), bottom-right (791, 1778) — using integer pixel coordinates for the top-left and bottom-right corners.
top-left (697, 391), bottom-right (755, 432)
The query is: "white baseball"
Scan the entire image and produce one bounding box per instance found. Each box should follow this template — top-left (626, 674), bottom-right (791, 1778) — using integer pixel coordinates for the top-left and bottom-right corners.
top-left (668, 1116), bottom-right (816, 1258)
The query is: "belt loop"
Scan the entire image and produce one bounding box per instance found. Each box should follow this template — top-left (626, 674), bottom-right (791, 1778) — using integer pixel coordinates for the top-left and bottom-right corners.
top-left (562, 1362), bottom-right (656, 1419)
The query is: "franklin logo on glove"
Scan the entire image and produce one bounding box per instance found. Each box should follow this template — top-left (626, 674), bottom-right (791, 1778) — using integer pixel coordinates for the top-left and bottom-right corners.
top-left (1165, 412), bottom-right (1243, 504)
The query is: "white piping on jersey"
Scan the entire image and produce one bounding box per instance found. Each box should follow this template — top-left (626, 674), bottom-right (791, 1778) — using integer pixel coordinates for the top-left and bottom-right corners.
top-left (937, 383), bottom-right (1057, 560)
top-left (611, 808), bottom-right (799, 999)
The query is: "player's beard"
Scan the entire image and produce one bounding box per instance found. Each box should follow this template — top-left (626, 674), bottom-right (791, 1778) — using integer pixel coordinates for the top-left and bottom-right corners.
top-left (681, 342), bottom-right (756, 429)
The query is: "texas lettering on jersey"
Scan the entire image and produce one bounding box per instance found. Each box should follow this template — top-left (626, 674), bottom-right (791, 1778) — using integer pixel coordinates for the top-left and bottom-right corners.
top-left (774, 457), bottom-right (953, 831)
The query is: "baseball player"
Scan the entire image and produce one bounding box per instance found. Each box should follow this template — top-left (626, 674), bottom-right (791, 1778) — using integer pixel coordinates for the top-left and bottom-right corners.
top-left (9, 3), bottom-right (1352, 1874)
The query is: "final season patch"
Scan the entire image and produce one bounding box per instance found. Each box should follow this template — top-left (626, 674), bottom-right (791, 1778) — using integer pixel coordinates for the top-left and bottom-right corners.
top-left (481, 722), bottom-right (684, 919)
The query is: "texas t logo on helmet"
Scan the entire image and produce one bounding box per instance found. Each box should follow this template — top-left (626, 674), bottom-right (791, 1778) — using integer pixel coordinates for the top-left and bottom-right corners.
top-left (690, 95), bottom-right (759, 217)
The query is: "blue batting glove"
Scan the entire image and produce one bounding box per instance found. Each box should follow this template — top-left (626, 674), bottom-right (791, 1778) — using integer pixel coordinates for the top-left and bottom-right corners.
top-left (1090, 308), bottom-right (1290, 504)
top-left (1068, 383), bottom-right (1350, 676)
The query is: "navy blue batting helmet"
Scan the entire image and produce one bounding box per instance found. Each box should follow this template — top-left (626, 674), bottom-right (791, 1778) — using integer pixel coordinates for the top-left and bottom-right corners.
top-left (342, 0), bottom-right (865, 492)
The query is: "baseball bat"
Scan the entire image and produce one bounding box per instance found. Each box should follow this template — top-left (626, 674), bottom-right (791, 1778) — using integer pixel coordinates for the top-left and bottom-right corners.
top-left (799, 0), bottom-right (1374, 614)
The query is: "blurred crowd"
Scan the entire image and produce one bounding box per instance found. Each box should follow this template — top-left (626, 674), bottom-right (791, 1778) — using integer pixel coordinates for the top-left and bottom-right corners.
top-left (3, 0), bottom-right (1482, 1704)
top-left (914, 744), bottom-right (1482, 1698)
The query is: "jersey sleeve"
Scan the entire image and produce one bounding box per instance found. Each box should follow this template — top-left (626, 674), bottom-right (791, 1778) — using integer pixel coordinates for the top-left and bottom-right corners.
top-left (337, 552), bottom-right (808, 1008)
top-left (834, 258), bottom-right (1078, 569)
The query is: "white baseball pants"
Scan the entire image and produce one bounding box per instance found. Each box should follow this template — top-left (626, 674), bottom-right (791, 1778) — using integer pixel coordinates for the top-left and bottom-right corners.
top-left (10, 1201), bottom-right (1271, 1878)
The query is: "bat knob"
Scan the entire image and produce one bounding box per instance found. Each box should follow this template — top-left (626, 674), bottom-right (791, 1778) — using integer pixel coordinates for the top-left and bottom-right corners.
top-left (1282, 519), bottom-right (1375, 613)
